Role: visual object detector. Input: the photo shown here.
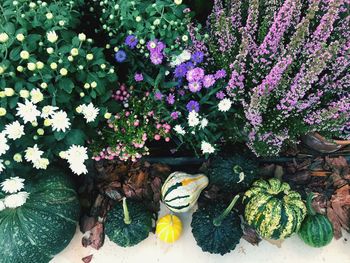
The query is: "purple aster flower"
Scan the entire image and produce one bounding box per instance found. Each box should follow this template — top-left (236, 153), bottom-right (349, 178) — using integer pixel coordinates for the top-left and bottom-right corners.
top-left (215, 69), bottom-right (227, 79)
top-left (192, 51), bottom-right (204, 63)
top-left (186, 67), bottom-right (204, 82)
top-left (185, 62), bottom-right (194, 71)
top-left (147, 39), bottom-right (158, 52)
top-left (156, 41), bottom-right (166, 53)
top-left (125, 35), bottom-right (138, 49)
top-left (150, 52), bottom-right (163, 65)
top-left (203, 74), bottom-right (215, 88)
top-left (186, 100), bottom-right (199, 112)
top-left (216, 91), bottom-right (226, 99)
top-left (154, 92), bottom-right (163, 100)
top-left (170, 112), bottom-right (179, 119)
top-left (167, 93), bottom-right (175, 104)
top-left (134, 73), bottom-right (143, 82)
top-left (115, 50), bottom-right (126, 62)
top-left (174, 63), bottom-right (187, 78)
top-left (188, 81), bottom-right (202, 92)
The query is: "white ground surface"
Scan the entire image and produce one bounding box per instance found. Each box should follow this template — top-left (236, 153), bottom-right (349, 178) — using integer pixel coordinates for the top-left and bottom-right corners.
top-left (51, 203), bottom-right (350, 263)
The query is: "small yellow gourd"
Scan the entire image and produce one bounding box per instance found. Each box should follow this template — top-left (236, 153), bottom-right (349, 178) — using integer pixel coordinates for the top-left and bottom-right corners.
top-left (156, 214), bottom-right (182, 243)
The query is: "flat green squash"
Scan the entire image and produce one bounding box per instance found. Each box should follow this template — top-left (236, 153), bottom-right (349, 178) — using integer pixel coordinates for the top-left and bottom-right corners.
top-left (0, 168), bottom-right (80, 263)
top-left (207, 150), bottom-right (259, 193)
top-left (243, 178), bottom-right (306, 240)
top-left (191, 195), bottom-right (243, 255)
top-left (298, 193), bottom-right (334, 247)
top-left (105, 198), bottom-right (152, 247)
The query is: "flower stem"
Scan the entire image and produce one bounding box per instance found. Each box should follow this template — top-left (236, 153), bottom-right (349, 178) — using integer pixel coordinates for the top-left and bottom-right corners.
top-left (123, 197), bottom-right (132, 224)
top-left (213, 194), bottom-right (240, 227)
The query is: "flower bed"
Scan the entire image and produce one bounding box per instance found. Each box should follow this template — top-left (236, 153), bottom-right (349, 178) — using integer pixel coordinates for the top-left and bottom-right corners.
top-left (0, 0), bottom-right (349, 262)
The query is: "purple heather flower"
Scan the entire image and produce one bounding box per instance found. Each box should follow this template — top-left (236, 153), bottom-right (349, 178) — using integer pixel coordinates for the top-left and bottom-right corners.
top-left (147, 39), bottom-right (158, 52)
top-left (174, 63), bottom-right (187, 78)
top-left (134, 73), bottom-right (143, 82)
top-left (188, 81), bottom-right (202, 92)
top-left (192, 51), bottom-right (204, 63)
top-left (115, 50), bottom-right (126, 62)
top-left (186, 100), bottom-right (199, 112)
top-left (215, 69), bottom-right (227, 79)
top-left (154, 92), bottom-right (163, 100)
top-left (150, 52), bottom-right (163, 65)
top-left (203, 74), bottom-right (215, 88)
top-left (216, 91), bottom-right (226, 99)
top-left (186, 67), bottom-right (204, 82)
top-left (167, 93), bottom-right (175, 104)
top-left (125, 35), bottom-right (138, 49)
top-left (170, 112), bottom-right (179, 119)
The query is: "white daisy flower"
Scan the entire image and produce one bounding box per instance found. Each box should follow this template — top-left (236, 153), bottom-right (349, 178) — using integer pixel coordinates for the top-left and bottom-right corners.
top-left (1, 177), bottom-right (25, 193)
top-left (218, 98), bottom-right (232, 112)
top-left (5, 121), bottom-right (25, 140)
top-left (0, 200), bottom-right (5, 211)
top-left (4, 191), bottom-right (29, 208)
top-left (201, 141), bottom-right (215, 154)
top-left (0, 133), bottom-right (9, 156)
top-left (16, 100), bottom-right (40, 123)
top-left (24, 144), bottom-right (43, 163)
top-left (30, 88), bottom-right (44, 104)
top-left (200, 118), bottom-right (208, 129)
top-left (174, 125), bottom-right (185, 135)
top-left (66, 145), bottom-right (88, 163)
top-left (50, 110), bottom-right (71, 132)
top-left (69, 161), bottom-right (88, 175)
top-left (188, 111), bottom-right (200, 127)
top-left (81, 103), bottom-right (99, 123)
top-left (0, 160), bottom-right (4, 174)
top-left (33, 158), bottom-right (49, 170)
top-left (41, 105), bottom-right (58, 118)
top-left (46, 30), bottom-right (58, 43)
top-left (179, 50), bottom-right (191, 62)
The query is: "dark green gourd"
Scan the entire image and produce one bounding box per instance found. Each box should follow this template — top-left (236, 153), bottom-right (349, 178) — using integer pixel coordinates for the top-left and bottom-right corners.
top-left (0, 169), bottom-right (80, 263)
top-left (207, 151), bottom-right (259, 193)
top-left (105, 198), bottom-right (152, 247)
top-left (191, 195), bottom-right (243, 255)
top-left (298, 192), bottom-right (334, 247)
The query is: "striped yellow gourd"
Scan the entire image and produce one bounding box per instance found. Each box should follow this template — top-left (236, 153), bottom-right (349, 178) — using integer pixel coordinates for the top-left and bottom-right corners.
top-left (156, 214), bottom-right (182, 243)
top-left (161, 172), bottom-right (209, 213)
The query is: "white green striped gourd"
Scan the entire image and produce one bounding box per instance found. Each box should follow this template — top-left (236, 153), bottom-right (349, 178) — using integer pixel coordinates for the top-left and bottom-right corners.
top-left (161, 172), bottom-right (209, 213)
top-left (243, 178), bottom-right (307, 240)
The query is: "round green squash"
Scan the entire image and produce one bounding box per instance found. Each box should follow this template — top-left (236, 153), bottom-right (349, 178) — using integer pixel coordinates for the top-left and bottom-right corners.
top-left (105, 198), bottom-right (152, 247)
top-left (207, 151), bottom-right (259, 193)
top-left (243, 178), bottom-right (306, 240)
top-left (298, 193), bottom-right (334, 247)
top-left (191, 195), bottom-right (243, 255)
top-left (0, 168), bottom-right (80, 263)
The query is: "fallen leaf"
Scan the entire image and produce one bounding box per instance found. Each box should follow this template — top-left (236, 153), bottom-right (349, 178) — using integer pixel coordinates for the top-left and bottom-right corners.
top-left (327, 207), bottom-right (342, 239)
top-left (242, 224), bottom-right (262, 246)
top-left (274, 165), bottom-right (284, 181)
top-left (265, 238), bottom-right (284, 248)
top-left (89, 222), bottom-right (105, 250)
top-left (82, 255), bottom-right (93, 263)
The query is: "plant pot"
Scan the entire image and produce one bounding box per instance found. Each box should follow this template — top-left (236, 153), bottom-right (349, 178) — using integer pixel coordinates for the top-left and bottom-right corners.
top-left (301, 132), bottom-right (350, 153)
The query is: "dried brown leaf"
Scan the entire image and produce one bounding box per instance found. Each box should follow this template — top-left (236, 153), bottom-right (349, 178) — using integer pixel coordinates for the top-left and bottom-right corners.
top-left (82, 255), bottom-right (93, 263)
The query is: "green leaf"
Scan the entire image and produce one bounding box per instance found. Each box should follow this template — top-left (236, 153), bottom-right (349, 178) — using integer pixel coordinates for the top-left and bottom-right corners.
top-left (64, 129), bottom-right (86, 146)
top-left (9, 46), bottom-right (21, 61)
top-left (8, 97), bottom-right (18, 109)
top-left (54, 131), bottom-right (68, 141)
top-left (59, 78), bottom-right (74, 93)
top-left (3, 22), bottom-right (15, 34)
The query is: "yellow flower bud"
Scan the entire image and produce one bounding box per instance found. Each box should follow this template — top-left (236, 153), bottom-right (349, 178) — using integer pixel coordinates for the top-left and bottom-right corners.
top-left (50, 62), bottom-right (57, 69)
top-left (4, 88), bottom-right (14, 97)
top-left (27, 62), bottom-right (36, 71)
top-left (19, 90), bottom-right (30, 98)
top-left (16, 33), bottom-right (25, 42)
top-left (60, 68), bottom-right (68, 76)
top-left (0, 33), bottom-right (9, 43)
top-left (44, 119), bottom-right (52, 126)
top-left (36, 61), bottom-right (44, 69)
top-left (104, 112), bottom-right (111, 119)
top-left (0, 92), bottom-right (5, 98)
top-left (80, 92), bottom-right (85, 97)
top-left (17, 66), bottom-right (24, 72)
top-left (13, 153), bottom-right (22, 162)
top-left (59, 151), bottom-right (67, 159)
top-left (71, 48), bottom-right (79, 56)
top-left (91, 81), bottom-right (97, 88)
top-left (68, 56), bottom-right (74, 62)
top-left (40, 82), bottom-right (48, 89)
top-left (47, 47), bottom-right (54, 54)
top-left (20, 50), bottom-right (30, 60)
top-left (31, 121), bottom-right (38, 127)
top-left (0, 107), bottom-right (7, 116)
top-left (86, 53), bottom-right (94, 60)
top-left (37, 128), bottom-right (44, 135)
top-left (78, 33), bottom-right (86, 41)
top-left (84, 83), bottom-right (90, 89)
top-left (76, 106), bottom-right (82, 113)
top-left (0, 66), bottom-right (4, 74)
top-left (46, 13), bottom-right (53, 20)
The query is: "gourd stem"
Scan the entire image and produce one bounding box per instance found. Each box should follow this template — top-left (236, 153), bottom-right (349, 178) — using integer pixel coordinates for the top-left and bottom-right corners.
top-left (306, 192), bottom-right (316, 216)
top-left (123, 198), bottom-right (132, 224)
top-left (213, 194), bottom-right (240, 227)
